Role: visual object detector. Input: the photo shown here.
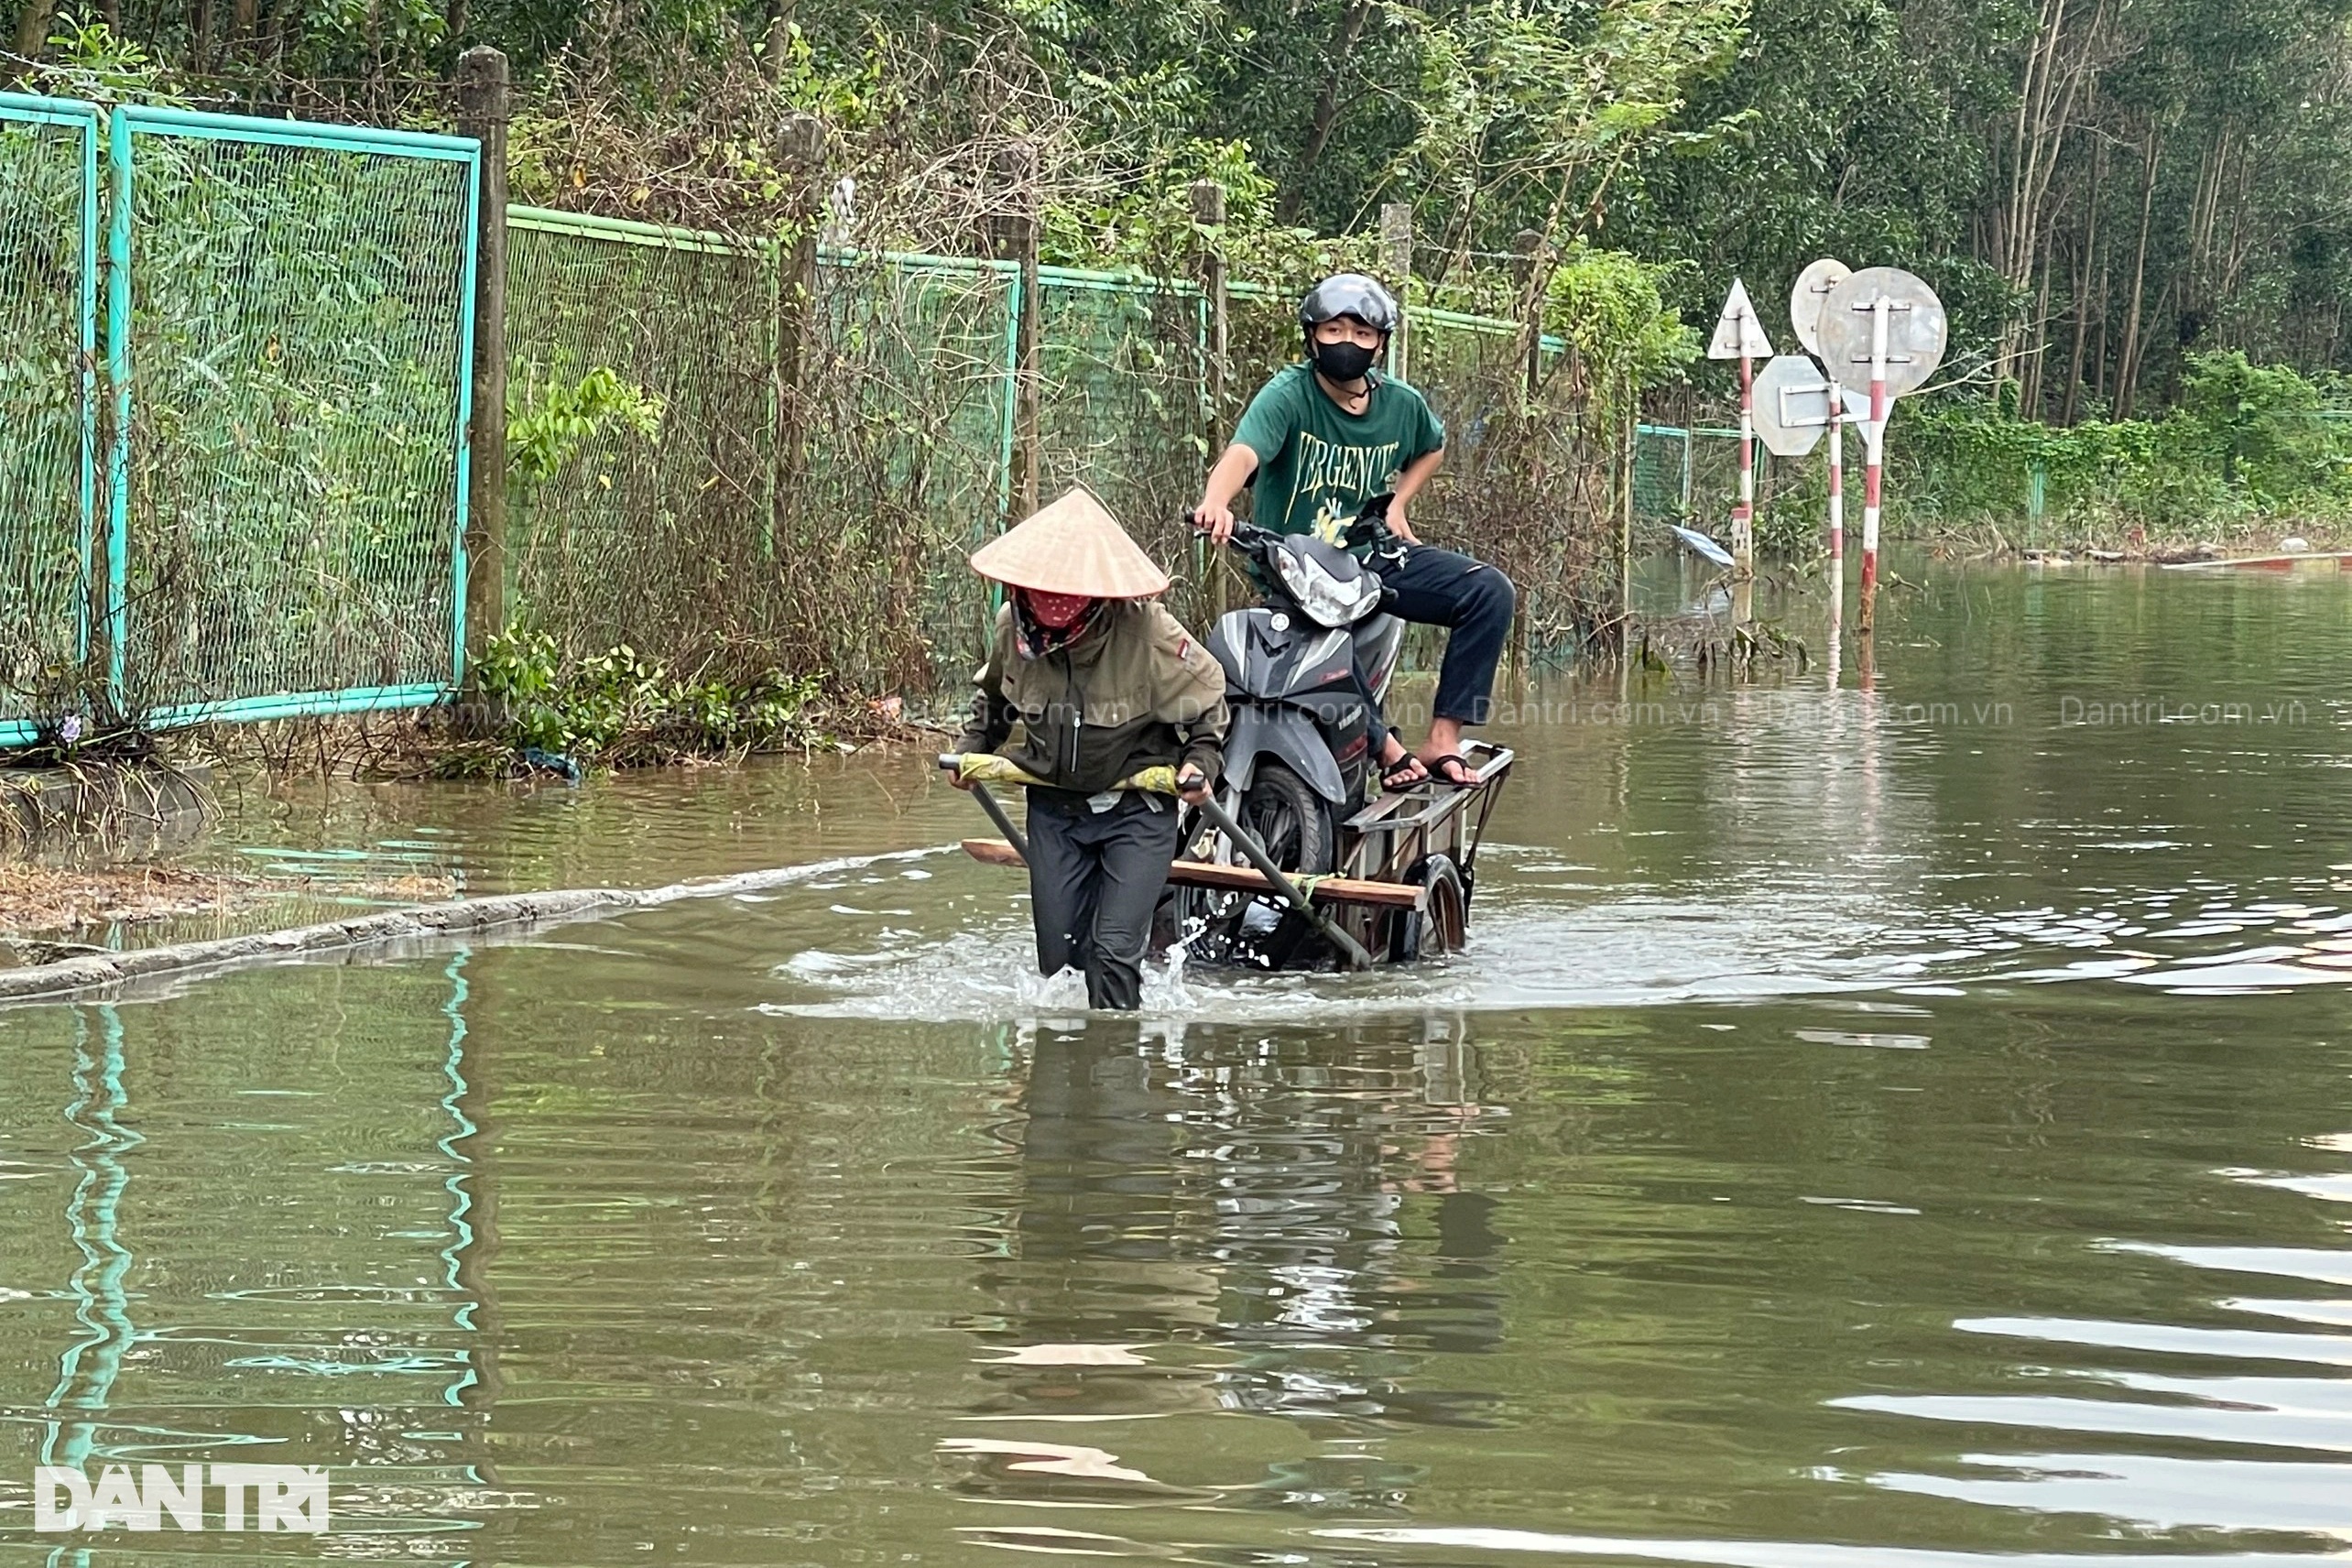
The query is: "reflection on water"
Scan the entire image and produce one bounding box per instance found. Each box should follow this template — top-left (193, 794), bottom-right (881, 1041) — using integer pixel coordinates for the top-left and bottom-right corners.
top-left (0, 560), bottom-right (2350, 1563)
top-left (960, 1029), bottom-right (1507, 1446)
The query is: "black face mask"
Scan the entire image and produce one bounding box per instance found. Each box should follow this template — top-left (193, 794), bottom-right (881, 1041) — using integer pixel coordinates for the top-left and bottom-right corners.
top-left (1311, 339), bottom-right (1379, 384)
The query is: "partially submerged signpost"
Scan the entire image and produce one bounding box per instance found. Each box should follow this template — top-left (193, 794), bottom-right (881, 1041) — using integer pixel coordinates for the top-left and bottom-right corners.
top-left (1785, 259), bottom-right (1850, 677)
top-left (1815, 267), bottom-right (1946, 635)
top-left (1693, 260), bottom-right (1944, 657)
top-left (1788, 259), bottom-right (1851, 602)
top-left (1707, 278), bottom-right (1773, 577)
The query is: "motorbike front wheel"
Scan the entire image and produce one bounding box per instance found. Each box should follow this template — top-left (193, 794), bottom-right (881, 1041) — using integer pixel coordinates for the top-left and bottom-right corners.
top-left (1168, 759), bottom-right (1337, 967)
top-left (1236, 759), bottom-right (1336, 877)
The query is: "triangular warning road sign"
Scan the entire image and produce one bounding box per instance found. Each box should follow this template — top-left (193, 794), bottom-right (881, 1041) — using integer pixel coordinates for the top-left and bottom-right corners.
top-left (1707, 278), bottom-right (1775, 360)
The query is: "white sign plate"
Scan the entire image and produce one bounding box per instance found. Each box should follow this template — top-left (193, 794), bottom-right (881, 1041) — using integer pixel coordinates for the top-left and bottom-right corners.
top-left (1818, 267), bottom-right (1947, 396)
top-left (1707, 278), bottom-right (1774, 360)
top-left (1790, 258), bottom-right (1850, 358)
top-left (1752, 354), bottom-right (1835, 457)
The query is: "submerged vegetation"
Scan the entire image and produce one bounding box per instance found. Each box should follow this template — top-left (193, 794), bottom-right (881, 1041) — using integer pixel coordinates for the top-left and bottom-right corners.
top-left (434, 629), bottom-right (832, 774)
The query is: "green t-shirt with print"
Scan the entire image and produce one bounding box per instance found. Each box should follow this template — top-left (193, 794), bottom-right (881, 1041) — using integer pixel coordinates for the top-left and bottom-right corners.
top-left (1232, 363), bottom-right (1446, 543)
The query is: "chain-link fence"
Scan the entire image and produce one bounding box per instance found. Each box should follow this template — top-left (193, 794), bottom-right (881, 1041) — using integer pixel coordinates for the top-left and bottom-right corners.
top-left (505, 212), bottom-right (1022, 693)
top-left (114, 109), bottom-right (476, 724)
top-left (1633, 424), bottom-right (1692, 519)
top-left (1036, 270), bottom-right (1211, 631)
top-left (3, 93), bottom-right (1725, 736)
top-left (1686, 428), bottom-right (1766, 539)
top-left (798, 256), bottom-right (1019, 691)
top-left (505, 211), bottom-right (780, 677)
top-left (0, 93), bottom-right (99, 746)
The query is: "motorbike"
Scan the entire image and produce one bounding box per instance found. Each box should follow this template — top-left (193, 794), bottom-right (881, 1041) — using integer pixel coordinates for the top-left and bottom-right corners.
top-left (1163, 496), bottom-right (1509, 970)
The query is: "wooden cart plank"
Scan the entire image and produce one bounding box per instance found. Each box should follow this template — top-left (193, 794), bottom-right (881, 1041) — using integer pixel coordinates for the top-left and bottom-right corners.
top-left (960, 839), bottom-right (1426, 909)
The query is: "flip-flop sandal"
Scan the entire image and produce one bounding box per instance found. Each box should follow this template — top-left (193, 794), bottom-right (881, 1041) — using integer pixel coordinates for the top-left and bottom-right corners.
top-left (1423, 754), bottom-right (1477, 788)
top-left (1381, 755), bottom-right (1431, 791)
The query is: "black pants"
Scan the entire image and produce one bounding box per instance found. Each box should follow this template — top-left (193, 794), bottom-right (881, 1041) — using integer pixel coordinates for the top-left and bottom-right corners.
top-left (1026, 790), bottom-right (1180, 1011)
top-left (1365, 539), bottom-right (1517, 726)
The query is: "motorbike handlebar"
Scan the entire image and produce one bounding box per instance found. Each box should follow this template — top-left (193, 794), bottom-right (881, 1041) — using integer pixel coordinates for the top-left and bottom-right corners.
top-left (1184, 495), bottom-right (1396, 553)
top-left (1182, 508), bottom-right (1270, 547)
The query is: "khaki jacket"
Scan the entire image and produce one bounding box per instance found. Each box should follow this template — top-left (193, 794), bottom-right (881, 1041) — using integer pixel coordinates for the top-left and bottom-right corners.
top-left (956, 599), bottom-right (1229, 795)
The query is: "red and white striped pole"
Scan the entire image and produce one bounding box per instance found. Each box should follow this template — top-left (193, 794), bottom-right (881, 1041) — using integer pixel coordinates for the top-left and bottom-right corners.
top-left (1733, 343), bottom-right (1756, 572)
top-left (1827, 381), bottom-right (1845, 572)
top-left (1857, 299), bottom-right (1889, 637)
top-left (1826, 378), bottom-right (1845, 684)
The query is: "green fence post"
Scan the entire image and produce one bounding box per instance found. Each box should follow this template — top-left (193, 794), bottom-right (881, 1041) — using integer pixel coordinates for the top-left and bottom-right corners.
top-left (1381, 201), bottom-right (1411, 383)
top-left (770, 113), bottom-right (826, 565)
top-left (1192, 179), bottom-right (1227, 614)
top-left (990, 141), bottom-right (1041, 523)
top-left (456, 48), bottom-right (507, 692)
top-left (103, 106), bottom-right (132, 714)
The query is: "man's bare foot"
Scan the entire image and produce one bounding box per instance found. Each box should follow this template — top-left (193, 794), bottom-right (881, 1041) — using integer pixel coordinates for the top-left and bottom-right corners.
top-left (1381, 752), bottom-right (1431, 790)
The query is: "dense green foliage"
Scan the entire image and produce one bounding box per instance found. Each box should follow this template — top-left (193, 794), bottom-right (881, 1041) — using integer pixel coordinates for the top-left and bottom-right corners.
top-left (15, 0), bottom-right (2352, 552)
top-left (21, 0), bottom-right (2348, 412)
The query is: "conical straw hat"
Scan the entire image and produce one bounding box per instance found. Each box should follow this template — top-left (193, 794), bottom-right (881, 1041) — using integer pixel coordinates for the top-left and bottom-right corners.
top-left (969, 486), bottom-right (1171, 599)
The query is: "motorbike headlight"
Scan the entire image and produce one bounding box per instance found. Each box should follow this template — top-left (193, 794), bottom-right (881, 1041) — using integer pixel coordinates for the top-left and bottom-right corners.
top-left (1272, 547), bottom-right (1380, 627)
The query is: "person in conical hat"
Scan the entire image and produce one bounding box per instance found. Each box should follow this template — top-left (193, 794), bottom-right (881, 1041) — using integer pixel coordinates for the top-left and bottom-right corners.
top-left (954, 486), bottom-right (1229, 1011)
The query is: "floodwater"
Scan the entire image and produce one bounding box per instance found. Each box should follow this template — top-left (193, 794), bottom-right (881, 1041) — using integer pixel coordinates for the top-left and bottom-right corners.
top-left (4, 557), bottom-right (2352, 1565)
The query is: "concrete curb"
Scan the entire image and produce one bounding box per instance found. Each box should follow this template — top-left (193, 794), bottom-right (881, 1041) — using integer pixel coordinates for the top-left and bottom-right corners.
top-left (0, 887), bottom-right (642, 1004)
top-left (0, 845), bottom-right (945, 1007)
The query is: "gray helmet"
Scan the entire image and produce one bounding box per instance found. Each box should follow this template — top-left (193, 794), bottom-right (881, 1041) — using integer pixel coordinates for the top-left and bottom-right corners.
top-left (1299, 273), bottom-right (1399, 335)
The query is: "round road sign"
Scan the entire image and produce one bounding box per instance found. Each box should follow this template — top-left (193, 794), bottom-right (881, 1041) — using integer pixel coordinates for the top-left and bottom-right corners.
top-left (1789, 258), bottom-right (1849, 358)
top-left (1817, 267), bottom-right (1947, 397)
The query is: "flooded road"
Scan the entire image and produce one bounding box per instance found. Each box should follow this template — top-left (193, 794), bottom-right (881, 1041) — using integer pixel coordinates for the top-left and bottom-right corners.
top-left (4, 558), bottom-right (2352, 1563)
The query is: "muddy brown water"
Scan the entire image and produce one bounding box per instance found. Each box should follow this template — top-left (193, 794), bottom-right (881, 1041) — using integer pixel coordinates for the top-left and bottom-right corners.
top-left (2, 558), bottom-right (2351, 1564)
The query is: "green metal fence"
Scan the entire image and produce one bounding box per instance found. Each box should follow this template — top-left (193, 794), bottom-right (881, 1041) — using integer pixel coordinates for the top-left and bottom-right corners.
top-left (1688, 427), bottom-right (1766, 535)
top-left (504, 210), bottom-right (1024, 692)
top-left (0, 93), bottom-right (100, 749)
top-left (504, 208), bottom-right (782, 673)
top-left (0, 95), bottom-right (478, 741)
top-left (0, 95), bottom-right (1737, 739)
top-left (806, 255), bottom-right (1020, 690)
top-left (1036, 268), bottom-right (1207, 626)
top-left (112, 106), bottom-right (479, 724)
top-left (1633, 424), bottom-right (1692, 518)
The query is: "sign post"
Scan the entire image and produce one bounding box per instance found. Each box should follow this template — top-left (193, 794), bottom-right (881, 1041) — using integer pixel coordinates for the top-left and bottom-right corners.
top-left (1708, 279), bottom-right (1773, 578)
top-left (1788, 258), bottom-right (1850, 626)
top-left (1864, 298), bottom-right (1889, 626)
top-left (1817, 267), bottom-right (1946, 641)
top-left (1826, 389), bottom-right (1845, 682)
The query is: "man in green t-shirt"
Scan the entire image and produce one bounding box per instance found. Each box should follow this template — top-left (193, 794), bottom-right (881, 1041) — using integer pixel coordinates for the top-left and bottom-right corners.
top-left (1192, 274), bottom-right (1516, 789)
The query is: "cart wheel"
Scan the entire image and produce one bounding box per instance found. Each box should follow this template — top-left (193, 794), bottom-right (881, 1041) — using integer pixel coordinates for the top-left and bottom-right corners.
top-left (1391, 854), bottom-right (1468, 962)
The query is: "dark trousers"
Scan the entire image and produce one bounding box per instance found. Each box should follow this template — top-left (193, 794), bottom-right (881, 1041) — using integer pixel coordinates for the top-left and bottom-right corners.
top-left (1366, 539), bottom-right (1517, 726)
top-left (1026, 791), bottom-right (1181, 1011)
